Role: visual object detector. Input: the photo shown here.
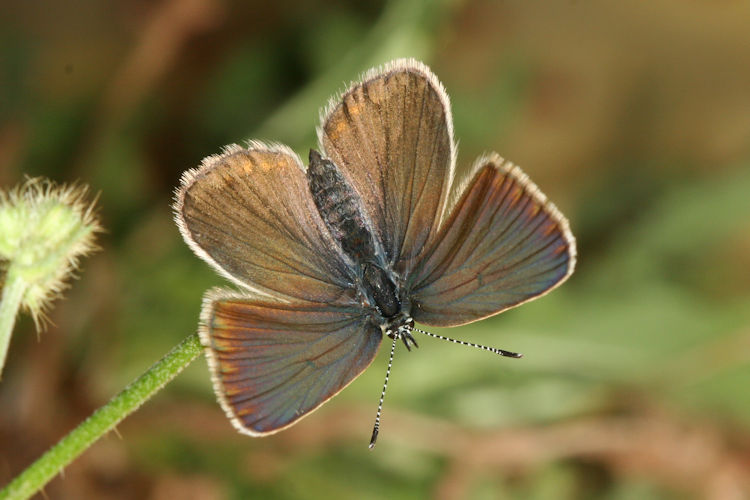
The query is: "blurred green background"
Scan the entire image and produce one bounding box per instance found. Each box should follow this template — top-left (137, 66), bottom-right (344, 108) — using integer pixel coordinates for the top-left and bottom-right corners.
top-left (2, 0), bottom-right (750, 498)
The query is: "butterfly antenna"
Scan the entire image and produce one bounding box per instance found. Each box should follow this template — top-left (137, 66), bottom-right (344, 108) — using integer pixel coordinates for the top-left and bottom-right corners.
top-left (413, 328), bottom-right (523, 359)
top-left (369, 336), bottom-right (398, 449)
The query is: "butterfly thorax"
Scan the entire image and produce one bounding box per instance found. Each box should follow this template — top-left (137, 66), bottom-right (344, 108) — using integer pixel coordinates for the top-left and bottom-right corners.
top-left (307, 149), bottom-right (411, 333)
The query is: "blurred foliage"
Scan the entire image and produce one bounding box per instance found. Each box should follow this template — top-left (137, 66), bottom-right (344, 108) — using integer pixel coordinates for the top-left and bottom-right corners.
top-left (2, 0), bottom-right (750, 499)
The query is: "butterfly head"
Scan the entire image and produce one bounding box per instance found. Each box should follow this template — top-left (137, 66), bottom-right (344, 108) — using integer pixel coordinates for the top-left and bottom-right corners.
top-left (383, 315), bottom-right (417, 351)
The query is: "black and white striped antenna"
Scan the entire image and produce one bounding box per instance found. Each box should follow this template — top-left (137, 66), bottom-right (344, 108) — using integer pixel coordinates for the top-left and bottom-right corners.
top-left (369, 336), bottom-right (398, 449)
top-left (368, 322), bottom-right (521, 449)
top-left (413, 327), bottom-right (522, 359)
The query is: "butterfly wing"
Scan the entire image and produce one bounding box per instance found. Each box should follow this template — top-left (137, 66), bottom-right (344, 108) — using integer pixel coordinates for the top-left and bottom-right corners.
top-left (318, 59), bottom-right (455, 272)
top-left (202, 289), bottom-right (381, 435)
top-left (174, 141), bottom-right (353, 304)
top-left (409, 154), bottom-right (577, 327)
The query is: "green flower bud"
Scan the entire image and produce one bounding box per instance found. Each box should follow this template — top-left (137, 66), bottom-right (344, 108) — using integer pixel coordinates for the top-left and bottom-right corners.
top-left (0, 178), bottom-right (101, 375)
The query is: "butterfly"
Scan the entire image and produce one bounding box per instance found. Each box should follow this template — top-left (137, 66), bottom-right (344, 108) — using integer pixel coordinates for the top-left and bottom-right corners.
top-left (174, 59), bottom-right (576, 448)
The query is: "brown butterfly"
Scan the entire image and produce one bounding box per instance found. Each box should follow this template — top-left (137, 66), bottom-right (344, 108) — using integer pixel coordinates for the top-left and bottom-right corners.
top-left (174, 59), bottom-right (576, 448)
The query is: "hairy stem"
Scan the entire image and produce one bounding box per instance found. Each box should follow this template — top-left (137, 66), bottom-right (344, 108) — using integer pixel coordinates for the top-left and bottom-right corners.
top-left (0, 332), bottom-right (202, 500)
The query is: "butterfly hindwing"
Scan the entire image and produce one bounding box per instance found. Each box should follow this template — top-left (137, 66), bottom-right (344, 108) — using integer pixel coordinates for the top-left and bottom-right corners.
top-left (409, 154), bottom-right (576, 327)
top-left (202, 289), bottom-right (382, 435)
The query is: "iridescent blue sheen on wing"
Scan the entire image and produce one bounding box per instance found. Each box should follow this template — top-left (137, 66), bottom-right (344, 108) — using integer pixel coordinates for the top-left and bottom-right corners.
top-left (204, 295), bottom-right (381, 435)
top-left (408, 156), bottom-right (576, 327)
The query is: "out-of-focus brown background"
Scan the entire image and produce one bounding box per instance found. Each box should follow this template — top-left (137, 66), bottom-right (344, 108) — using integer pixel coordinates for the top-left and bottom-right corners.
top-left (2, 1), bottom-right (750, 498)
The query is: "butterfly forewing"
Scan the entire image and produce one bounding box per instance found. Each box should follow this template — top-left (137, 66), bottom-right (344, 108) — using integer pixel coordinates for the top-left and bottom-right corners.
top-left (175, 143), bottom-right (353, 303)
top-left (203, 290), bottom-right (381, 435)
top-left (319, 59), bottom-right (455, 272)
top-left (409, 154), bottom-right (576, 327)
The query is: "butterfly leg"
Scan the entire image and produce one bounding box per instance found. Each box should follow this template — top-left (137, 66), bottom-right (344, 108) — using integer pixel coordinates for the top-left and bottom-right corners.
top-left (386, 324), bottom-right (419, 351)
top-left (400, 329), bottom-right (418, 351)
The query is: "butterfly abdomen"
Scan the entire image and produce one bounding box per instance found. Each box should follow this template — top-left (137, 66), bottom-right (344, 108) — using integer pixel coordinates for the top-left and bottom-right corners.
top-left (307, 149), bottom-right (378, 263)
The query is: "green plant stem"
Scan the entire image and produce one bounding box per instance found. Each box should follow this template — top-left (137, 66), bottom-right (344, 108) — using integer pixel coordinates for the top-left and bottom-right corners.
top-left (0, 332), bottom-right (203, 500)
top-left (0, 268), bottom-right (27, 378)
